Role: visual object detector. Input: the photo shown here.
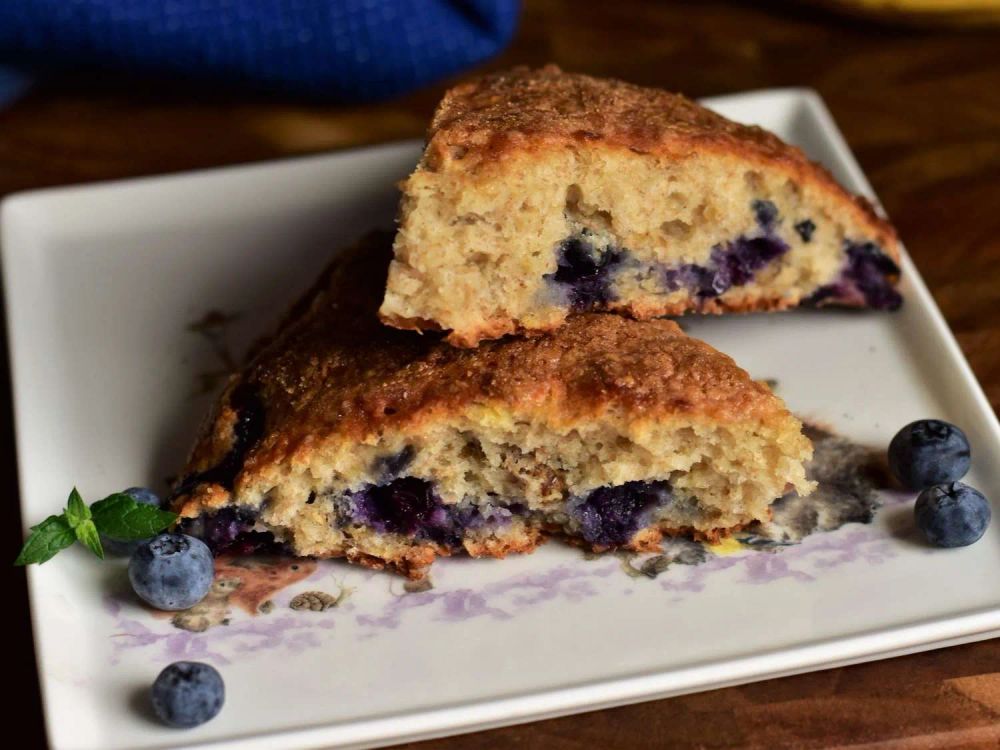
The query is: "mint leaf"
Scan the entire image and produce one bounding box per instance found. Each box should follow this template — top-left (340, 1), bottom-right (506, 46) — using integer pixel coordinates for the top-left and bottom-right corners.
top-left (91, 493), bottom-right (176, 540)
top-left (64, 487), bottom-right (90, 529)
top-left (74, 519), bottom-right (104, 559)
top-left (14, 515), bottom-right (76, 566)
top-left (15, 488), bottom-right (177, 566)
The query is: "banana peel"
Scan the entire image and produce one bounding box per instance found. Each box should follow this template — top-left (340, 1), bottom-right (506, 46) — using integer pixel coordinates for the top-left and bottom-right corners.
top-left (804, 0), bottom-right (1000, 26)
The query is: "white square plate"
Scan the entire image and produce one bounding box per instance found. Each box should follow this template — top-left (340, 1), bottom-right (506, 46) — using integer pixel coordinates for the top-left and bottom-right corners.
top-left (5, 89), bottom-right (1000, 750)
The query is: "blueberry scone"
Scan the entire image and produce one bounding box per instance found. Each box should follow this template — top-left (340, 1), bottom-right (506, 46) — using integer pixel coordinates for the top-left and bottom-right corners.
top-left (380, 65), bottom-right (902, 347)
top-left (172, 233), bottom-right (814, 579)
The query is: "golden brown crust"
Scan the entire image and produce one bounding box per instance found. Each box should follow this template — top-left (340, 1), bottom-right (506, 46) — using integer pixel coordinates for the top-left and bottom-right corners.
top-left (179, 232), bottom-right (787, 487)
top-left (549, 520), bottom-right (746, 555)
top-left (615, 289), bottom-right (873, 320)
top-left (463, 527), bottom-right (545, 560)
top-left (196, 522), bottom-right (741, 581)
top-left (384, 288), bottom-right (865, 350)
top-left (421, 65), bottom-right (898, 257)
top-left (250, 522), bottom-right (727, 580)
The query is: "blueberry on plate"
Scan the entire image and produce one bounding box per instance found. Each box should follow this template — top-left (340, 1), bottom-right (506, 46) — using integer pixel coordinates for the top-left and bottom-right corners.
top-left (888, 419), bottom-right (971, 490)
top-left (151, 661), bottom-right (224, 728)
top-left (129, 533), bottom-right (214, 611)
top-left (915, 482), bottom-right (991, 548)
top-left (101, 487), bottom-right (163, 557)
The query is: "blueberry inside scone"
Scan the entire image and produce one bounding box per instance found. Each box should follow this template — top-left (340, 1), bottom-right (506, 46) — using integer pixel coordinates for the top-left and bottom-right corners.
top-left (379, 65), bottom-right (902, 347)
top-left (171, 233), bottom-right (814, 579)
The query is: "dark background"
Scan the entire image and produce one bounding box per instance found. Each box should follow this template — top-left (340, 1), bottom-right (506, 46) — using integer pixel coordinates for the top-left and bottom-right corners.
top-left (4, 1), bottom-right (1000, 747)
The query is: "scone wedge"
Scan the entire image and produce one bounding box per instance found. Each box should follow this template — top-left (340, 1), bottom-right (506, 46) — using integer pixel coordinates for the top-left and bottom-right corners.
top-left (380, 65), bottom-right (902, 347)
top-left (172, 233), bottom-right (814, 579)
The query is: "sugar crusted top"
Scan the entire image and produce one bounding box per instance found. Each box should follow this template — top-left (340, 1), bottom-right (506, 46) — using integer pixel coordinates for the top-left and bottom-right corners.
top-left (425, 65), bottom-right (788, 163)
top-left (180, 233), bottom-right (793, 484)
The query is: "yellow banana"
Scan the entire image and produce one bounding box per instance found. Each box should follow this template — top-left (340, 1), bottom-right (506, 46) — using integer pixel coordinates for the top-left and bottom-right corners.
top-left (805, 0), bottom-right (1000, 25)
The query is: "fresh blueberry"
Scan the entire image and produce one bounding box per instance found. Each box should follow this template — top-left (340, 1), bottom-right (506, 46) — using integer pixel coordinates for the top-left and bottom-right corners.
top-left (888, 420), bottom-right (971, 490)
top-left (124, 486), bottom-right (161, 507)
top-left (151, 661), bottom-right (225, 728)
top-left (101, 487), bottom-right (163, 557)
top-left (129, 533), bottom-right (214, 611)
top-left (914, 482), bottom-right (991, 547)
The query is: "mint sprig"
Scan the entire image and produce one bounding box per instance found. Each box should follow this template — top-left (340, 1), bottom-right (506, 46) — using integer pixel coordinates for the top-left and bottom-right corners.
top-left (91, 493), bottom-right (177, 539)
top-left (14, 515), bottom-right (76, 566)
top-left (74, 519), bottom-right (104, 559)
top-left (62, 488), bottom-right (104, 559)
top-left (14, 488), bottom-right (178, 566)
top-left (64, 488), bottom-right (90, 528)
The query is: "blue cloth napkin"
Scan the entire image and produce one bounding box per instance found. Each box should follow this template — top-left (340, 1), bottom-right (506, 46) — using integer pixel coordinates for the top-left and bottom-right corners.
top-left (0, 1), bottom-right (520, 102)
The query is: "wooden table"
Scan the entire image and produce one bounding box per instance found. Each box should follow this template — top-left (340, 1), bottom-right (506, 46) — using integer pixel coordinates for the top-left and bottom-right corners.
top-left (4, 1), bottom-right (1000, 747)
